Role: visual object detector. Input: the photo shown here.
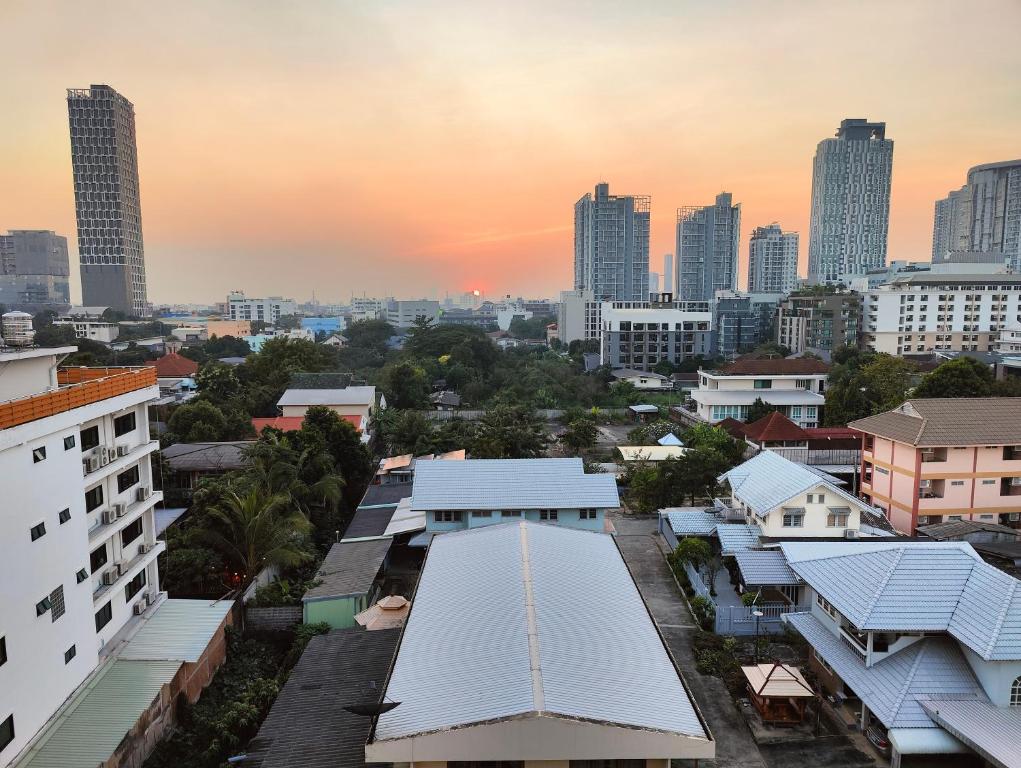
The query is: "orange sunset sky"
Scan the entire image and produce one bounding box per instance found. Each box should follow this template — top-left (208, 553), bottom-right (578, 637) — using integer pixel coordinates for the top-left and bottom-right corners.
top-left (2, 1), bottom-right (1020, 305)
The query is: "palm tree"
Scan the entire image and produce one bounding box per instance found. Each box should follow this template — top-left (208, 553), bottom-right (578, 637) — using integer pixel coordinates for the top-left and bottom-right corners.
top-left (243, 437), bottom-right (345, 515)
top-left (199, 488), bottom-right (313, 587)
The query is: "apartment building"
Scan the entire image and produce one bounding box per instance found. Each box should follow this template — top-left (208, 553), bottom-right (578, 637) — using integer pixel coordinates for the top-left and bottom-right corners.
top-left (713, 291), bottom-right (783, 360)
top-left (776, 292), bottom-right (861, 357)
top-left (51, 317), bottom-right (119, 343)
top-left (747, 224), bottom-right (799, 294)
top-left (599, 297), bottom-right (712, 371)
top-left (574, 182), bottom-right (650, 302)
top-left (0, 230), bottom-right (71, 310)
top-left (691, 357), bottom-right (828, 428)
top-left (863, 273), bottom-right (1021, 355)
top-left (676, 192), bottom-right (741, 302)
top-left (936, 159), bottom-right (1021, 272)
top-left (385, 299), bottom-right (440, 328)
top-left (851, 398), bottom-right (1021, 533)
top-left (226, 291), bottom-right (298, 324)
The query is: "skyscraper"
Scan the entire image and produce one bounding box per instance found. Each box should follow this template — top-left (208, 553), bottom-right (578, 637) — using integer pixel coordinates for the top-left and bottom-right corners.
top-left (0, 230), bottom-right (71, 309)
top-left (747, 224), bottom-right (799, 294)
top-left (675, 192), bottom-right (740, 302)
top-left (807, 118), bottom-right (893, 284)
top-left (662, 253), bottom-right (674, 296)
top-left (574, 182), bottom-right (650, 302)
top-left (959, 160), bottom-right (1021, 271)
top-left (931, 187), bottom-right (966, 263)
top-left (67, 85), bottom-right (148, 316)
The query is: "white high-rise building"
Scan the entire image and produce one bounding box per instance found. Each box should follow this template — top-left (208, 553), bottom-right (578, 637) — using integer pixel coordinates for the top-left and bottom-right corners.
top-left (663, 254), bottom-right (674, 296)
top-left (227, 291), bottom-right (298, 324)
top-left (945, 160), bottom-right (1021, 272)
top-left (574, 182), bottom-right (650, 302)
top-left (807, 119), bottom-right (893, 284)
top-left (932, 187), bottom-right (967, 263)
top-left (747, 224), bottom-right (799, 294)
top-left (676, 193), bottom-right (740, 302)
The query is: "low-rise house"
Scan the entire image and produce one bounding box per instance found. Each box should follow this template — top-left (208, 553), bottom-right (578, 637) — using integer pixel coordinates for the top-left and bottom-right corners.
top-left (364, 522), bottom-right (715, 765)
top-left (52, 317), bottom-right (119, 343)
top-left (737, 411), bottom-right (862, 480)
top-left (277, 385), bottom-right (378, 435)
top-left (321, 333), bottom-right (348, 348)
top-left (618, 445), bottom-right (688, 462)
top-left (611, 368), bottom-right (673, 390)
top-left (782, 540), bottom-right (1021, 767)
top-left (429, 390), bottom-right (460, 410)
top-left (373, 450), bottom-right (465, 486)
top-left (301, 538), bottom-right (393, 629)
top-left (851, 397), bottom-right (1021, 533)
top-left (150, 352), bottom-right (198, 380)
top-left (410, 458), bottom-right (620, 536)
top-left (161, 441), bottom-right (253, 499)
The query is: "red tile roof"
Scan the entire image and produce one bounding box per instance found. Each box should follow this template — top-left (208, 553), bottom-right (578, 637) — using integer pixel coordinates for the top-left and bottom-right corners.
top-left (152, 352), bottom-right (198, 378)
top-left (717, 417), bottom-right (748, 438)
top-left (252, 415), bottom-right (362, 433)
top-left (721, 357), bottom-right (830, 376)
top-left (742, 411), bottom-right (809, 442)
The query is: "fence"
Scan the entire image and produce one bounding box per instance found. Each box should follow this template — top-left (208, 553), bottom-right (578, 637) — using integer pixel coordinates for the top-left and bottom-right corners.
top-left (244, 605), bottom-right (303, 631)
top-left (715, 603), bottom-right (807, 636)
top-left (683, 562), bottom-right (714, 602)
top-left (419, 408), bottom-right (635, 422)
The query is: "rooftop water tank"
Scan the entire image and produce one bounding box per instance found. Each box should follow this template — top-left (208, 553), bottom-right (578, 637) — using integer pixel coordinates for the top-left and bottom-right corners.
top-left (2, 311), bottom-right (35, 347)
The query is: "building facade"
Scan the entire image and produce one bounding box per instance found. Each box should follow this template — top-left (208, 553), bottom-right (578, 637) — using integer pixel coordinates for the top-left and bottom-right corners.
top-left (226, 292), bottom-right (298, 325)
top-left (67, 85), bottom-right (148, 317)
top-left (931, 187), bottom-right (966, 262)
top-left (574, 182), bottom-right (650, 302)
top-left (807, 119), bottom-right (893, 284)
top-left (385, 299), bottom-right (440, 328)
top-left (958, 160), bottom-right (1021, 272)
top-left (862, 273), bottom-right (1021, 355)
top-left (776, 292), bottom-right (861, 356)
top-left (676, 192), bottom-right (741, 302)
top-left (0, 347), bottom-right (163, 764)
top-left (599, 299), bottom-right (712, 371)
top-left (712, 291), bottom-right (782, 360)
top-left (747, 224), bottom-right (798, 294)
top-left (0, 231), bottom-right (71, 310)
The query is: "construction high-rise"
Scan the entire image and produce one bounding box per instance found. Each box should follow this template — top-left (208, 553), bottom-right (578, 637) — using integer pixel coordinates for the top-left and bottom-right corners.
top-left (67, 85), bottom-right (148, 316)
top-left (675, 192), bottom-right (740, 302)
top-left (573, 182), bottom-right (650, 302)
top-left (0, 230), bottom-right (71, 309)
top-left (807, 118), bottom-right (893, 284)
top-left (747, 224), bottom-right (799, 294)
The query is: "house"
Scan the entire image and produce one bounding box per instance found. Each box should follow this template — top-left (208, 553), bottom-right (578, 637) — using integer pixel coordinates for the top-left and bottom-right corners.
top-left (691, 356), bottom-right (829, 427)
top-left (410, 458), bottom-right (620, 537)
top-left (618, 445), bottom-right (687, 462)
top-left (629, 403), bottom-right (660, 423)
top-left (374, 450), bottom-right (465, 486)
top-left (205, 319), bottom-right (250, 338)
top-left (150, 352), bottom-right (198, 380)
top-left (364, 522), bottom-right (715, 765)
top-left (161, 441), bottom-right (253, 499)
top-left (276, 385), bottom-right (378, 432)
top-left (611, 368), bottom-right (673, 390)
top-left (321, 333), bottom-right (348, 348)
top-left (738, 411), bottom-right (862, 480)
top-left (252, 414), bottom-right (363, 434)
top-left (301, 538), bottom-right (393, 629)
top-left (781, 540), bottom-right (1021, 767)
top-left (429, 390), bottom-right (460, 410)
top-left (851, 397), bottom-right (1021, 533)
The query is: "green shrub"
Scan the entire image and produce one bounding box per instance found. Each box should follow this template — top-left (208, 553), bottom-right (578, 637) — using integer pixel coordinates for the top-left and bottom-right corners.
top-left (690, 595), bottom-right (716, 631)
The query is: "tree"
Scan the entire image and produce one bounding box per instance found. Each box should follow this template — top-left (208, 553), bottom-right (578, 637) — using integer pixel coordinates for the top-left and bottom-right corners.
top-left (913, 357), bottom-right (993, 399)
top-left (674, 537), bottom-right (711, 569)
top-left (561, 416), bottom-right (598, 455)
top-left (683, 423), bottom-right (745, 466)
top-left (508, 315), bottom-right (550, 340)
top-left (677, 447), bottom-right (729, 504)
top-left (196, 362), bottom-right (245, 404)
top-left (275, 314), bottom-right (301, 330)
top-left (745, 397), bottom-right (776, 424)
top-left (824, 352), bottom-right (915, 425)
top-left (471, 405), bottom-right (548, 458)
top-left (205, 335), bottom-right (251, 358)
top-left (378, 360), bottom-right (430, 409)
top-left (298, 406), bottom-right (373, 509)
top-left (375, 409), bottom-right (441, 456)
top-left (345, 319), bottom-right (395, 350)
top-left (167, 400), bottom-right (230, 442)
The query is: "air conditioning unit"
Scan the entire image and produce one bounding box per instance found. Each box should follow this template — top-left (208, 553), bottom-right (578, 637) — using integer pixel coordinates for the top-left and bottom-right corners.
top-left (917, 516), bottom-right (930, 525)
top-left (112, 502), bottom-right (126, 518)
top-left (133, 601), bottom-right (146, 616)
top-left (1009, 513), bottom-right (1020, 522)
top-left (87, 456), bottom-right (100, 473)
top-left (136, 486), bottom-right (151, 502)
top-left (101, 508), bottom-right (116, 525)
top-left (99, 452), bottom-right (110, 467)
top-left (113, 562), bottom-right (123, 576)
top-left (102, 569), bottom-right (117, 585)
top-left (845, 529), bottom-right (860, 540)
top-left (116, 445), bottom-right (130, 458)
top-left (138, 543), bottom-right (152, 556)
top-left (919, 479), bottom-right (932, 489)
top-left (1010, 477), bottom-right (1021, 486)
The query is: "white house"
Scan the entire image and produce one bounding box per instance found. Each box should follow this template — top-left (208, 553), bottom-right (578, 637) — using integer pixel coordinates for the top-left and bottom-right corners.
top-left (276, 385), bottom-right (378, 432)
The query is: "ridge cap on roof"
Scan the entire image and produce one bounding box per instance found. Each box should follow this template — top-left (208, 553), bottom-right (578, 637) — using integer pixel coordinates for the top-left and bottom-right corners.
top-left (888, 640), bottom-right (932, 723)
top-left (973, 572), bottom-right (1018, 661)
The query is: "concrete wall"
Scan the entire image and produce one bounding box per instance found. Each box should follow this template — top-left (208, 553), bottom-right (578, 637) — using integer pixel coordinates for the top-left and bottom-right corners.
top-left (244, 606), bottom-right (303, 632)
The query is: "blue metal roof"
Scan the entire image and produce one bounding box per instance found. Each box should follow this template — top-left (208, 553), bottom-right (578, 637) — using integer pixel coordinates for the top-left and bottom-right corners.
top-left (921, 700), bottom-right (1021, 768)
top-left (716, 524), bottom-right (760, 554)
top-left (663, 508), bottom-right (719, 536)
top-left (734, 550), bottom-right (800, 586)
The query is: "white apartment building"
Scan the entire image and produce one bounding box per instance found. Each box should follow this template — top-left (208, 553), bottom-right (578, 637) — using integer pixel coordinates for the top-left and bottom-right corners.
top-left (994, 324), bottom-right (1021, 354)
top-left (51, 319), bottom-right (119, 343)
top-left (863, 273), bottom-right (1021, 355)
top-left (349, 297), bottom-right (387, 323)
top-left (0, 346), bottom-right (163, 764)
top-left (599, 299), bottom-right (712, 371)
top-left (691, 358), bottom-right (829, 428)
top-left (385, 299), bottom-right (440, 328)
top-left (747, 224), bottom-right (799, 294)
top-left (227, 291), bottom-right (298, 324)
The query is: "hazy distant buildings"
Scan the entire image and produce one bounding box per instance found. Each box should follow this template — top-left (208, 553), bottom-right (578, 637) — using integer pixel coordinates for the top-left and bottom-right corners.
top-left (0, 230), bottom-right (70, 309)
top-left (67, 85), bottom-right (148, 316)
top-left (807, 118), bottom-right (893, 284)
top-left (778, 291), bottom-right (861, 358)
top-left (931, 187), bottom-right (966, 263)
top-left (747, 224), bottom-right (799, 294)
top-left (227, 291), bottom-right (298, 324)
top-left (386, 299), bottom-right (440, 328)
top-left (649, 272), bottom-right (660, 294)
top-left (574, 182), bottom-right (650, 302)
top-left (676, 192), bottom-right (740, 302)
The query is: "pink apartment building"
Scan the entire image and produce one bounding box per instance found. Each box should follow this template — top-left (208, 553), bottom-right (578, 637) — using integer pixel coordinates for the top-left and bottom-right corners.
top-left (850, 398), bottom-right (1021, 533)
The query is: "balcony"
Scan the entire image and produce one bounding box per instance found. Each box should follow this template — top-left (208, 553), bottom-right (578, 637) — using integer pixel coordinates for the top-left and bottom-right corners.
top-left (0, 366), bottom-right (157, 430)
top-left (92, 539), bottom-right (165, 602)
top-left (920, 448), bottom-right (948, 463)
top-left (88, 489), bottom-right (164, 543)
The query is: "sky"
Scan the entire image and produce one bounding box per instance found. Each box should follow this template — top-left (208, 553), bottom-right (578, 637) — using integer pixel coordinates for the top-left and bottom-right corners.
top-left (1, 1), bottom-right (1020, 306)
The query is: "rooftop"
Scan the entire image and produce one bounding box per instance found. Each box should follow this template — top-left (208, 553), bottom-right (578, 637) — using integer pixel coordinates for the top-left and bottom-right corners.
top-left (850, 398), bottom-right (1021, 447)
top-left (116, 598), bottom-right (233, 662)
top-left (716, 524), bottom-right (761, 554)
top-left (741, 411), bottom-right (810, 443)
top-left (151, 352), bottom-right (198, 378)
top-left (713, 357), bottom-right (830, 376)
top-left (277, 386), bottom-right (376, 407)
top-left (161, 441), bottom-right (253, 473)
top-left (252, 414), bottom-right (363, 432)
top-left (918, 520), bottom-right (1021, 541)
top-left (734, 550), bottom-right (801, 586)
top-left (618, 445), bottom-right (687, 461)
top-left (921, 700), bottom-right (1021, 768)
top-left (304, 538), bottom-right (393, 601)
top-left (410, 457), bottom-right (620, 511)
top-left (662, 508), bottom-right (720, 537)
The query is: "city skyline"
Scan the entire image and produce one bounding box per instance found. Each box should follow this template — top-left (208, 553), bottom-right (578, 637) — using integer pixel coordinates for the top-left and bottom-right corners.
top-left (1, 1), bottom-right (1020, 304)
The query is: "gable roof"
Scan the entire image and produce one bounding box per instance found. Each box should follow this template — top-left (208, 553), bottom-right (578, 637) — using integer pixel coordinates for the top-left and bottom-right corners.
top-left (373, 522), bottom-right (709, 742)
top-left (734, 550), bottom-right (801, 586)
top-left (152, 352), bottom-right (198, 378)
top-left (252, 414), bottom-right (362, 432)
top-left (303, 539), bottom-right (392, 601)
top-left (277, 386), bottom-right (376, 407)
top-left (161, 441), bottom-right (253, 472)
top-left (781, 541), bottom-right (1021, 661)
top-left (918, 520), bottom-right (1021, 541)
top-left (741, 411), bottom-right (809, 443)
top-left (410, 458), bottom-right (620, 511)
top-left (716, 524), bottom-right (761, 554)
top-left (662, 508), bottom-right (720, 537)
top-left (719, 357), bottom-right (829, 376)
top-left (849, 398), bottom-right (1021, 447)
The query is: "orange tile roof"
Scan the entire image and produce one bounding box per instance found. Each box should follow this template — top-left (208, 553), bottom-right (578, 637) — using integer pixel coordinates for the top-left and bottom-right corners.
top-left (152, 352), bottom-right (199, 378)
top-left (721, 357), bottom-right (830, 376)
top-left (252, 414), bottom-right (362, 433)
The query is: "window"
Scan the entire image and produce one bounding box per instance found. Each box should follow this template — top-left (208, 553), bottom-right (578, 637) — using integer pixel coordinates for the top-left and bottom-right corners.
top-left (50, 586), bottom-right (65, 622)
top-left (471, 510), bottom-right (492, 518)
top-left (76, 568), bottom-right (89, 584)
top-left (539, 509), bottom-right (558, 521)
top-left (90, 544), bottom-right (108, 573)
top-left (579, 509), bottom-right (597, 520)
top-left (0, 636), bottom-right (6, 666)
top-left (64, 645), bottom-right (76, 664)
top-left (782, 509), bottom-right (804, 527)
top-left (117, 465), bottom-right (140, 493)
top-left (30, 522), bottom-right (46, 541)
top-left (85, 485), bottom-right (103, 512)
top-left (95, 601), bottom-right (112, 632)
top-left (826, 509), bottom-right (850, 528)
top-left (124, 570), bottom-right (146, 601)
top-left (982, 479), bottom-right (996, 485)
top-left (816, 593), bottom-right (839, 619)
top-left (113, 412), bottom-right (136, 437)
top-left (59, 508), bottom-right (71, 525)
top-left (433, 511), bottom-right (462, 523)
top-left (80, 425), bottom-right (99, 451)
top-left (63, 435), bottom-right (76, 450)
top-left (1011, 676), bottom-right (1021, 707)
top-left (121, 518), bottom-right (143, 547)
top-left (32, 446), bottom-right (46, 463)
top-left (36, 596), bottom-right (51, 616)
top-left (0, 715), bottom-right (13, 754)
top-left (950, 480), bottom-right (964, 486)
top-left (753, 379), bottom-right (772, 389)
top-left (501, 510), bottom-right (521, 517)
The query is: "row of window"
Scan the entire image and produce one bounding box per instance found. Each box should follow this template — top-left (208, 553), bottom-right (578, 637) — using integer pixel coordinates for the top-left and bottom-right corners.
top-left (433, 509), bottom-right (596, 523)
top-left (29, 416), bottom-right (136, 468)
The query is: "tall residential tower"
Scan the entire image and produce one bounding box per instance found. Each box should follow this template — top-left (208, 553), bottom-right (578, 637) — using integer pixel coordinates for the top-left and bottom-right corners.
top-left (807, 118), bottom-right (893, 284)
top-left (0, 230), bottom-right (71, 309)
top-left (931, 187), bottom-right (966, 263)
top-left (67, 85), bottom-right (148, 316)
top-left (675, 192), bottom-right (740, 302)
top-left (747, 224), bottom-right (799, 294)
top-left (573, 182), bottom-right (650, 302)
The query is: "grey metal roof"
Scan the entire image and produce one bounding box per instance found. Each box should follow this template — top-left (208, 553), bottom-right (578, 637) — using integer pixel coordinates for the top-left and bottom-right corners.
top-left (921, 700), bottom-right (1021, 768)
top-left (118, 598), bottom-right (233, 662)
top-left (244, 629), bottom-right (400, 768)
top-left (781, 541), bottom-right (1021, 661)
top-left (719, 451), bottom-right (865, 518)
top-left (374, 521), bottom-right (708, 741)
top-left (358, 483), bottom-right (411, 509)
top-left (918, 520), bottom-right (1020, 541)
top-left (161, 441), bottom-right (253, 472)
top-left (628, 404), bottom-right (661, 413)
top-left (410, 458), bottom-right (620, 511)
top-left (734, 550), bottom-right (801, 586)
top-left (785, 613), bottom-right (986, 730)
top-left (304, 538), bottom-right (392, 600)
top-left (663, 508), bottom-right (719, 536)
top-left (716, 524), bottom-right (761, 554)
top-left (13, 660), bottom-right (182, 768)
top-left (278, 386), bottom-right (376, 407)
top-left (344, 506), bottom-right (397, 539)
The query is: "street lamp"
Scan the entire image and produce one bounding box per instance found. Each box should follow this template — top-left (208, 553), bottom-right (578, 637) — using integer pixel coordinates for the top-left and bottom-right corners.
top-left (752, 609), bottom-right (765, 663)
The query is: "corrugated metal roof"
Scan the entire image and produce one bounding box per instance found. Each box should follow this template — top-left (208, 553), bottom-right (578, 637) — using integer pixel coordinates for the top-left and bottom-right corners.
top-left (785, 613), bottom-right (986, 730)
top-left (118, 598), bottom-right (233, 662)
top-left (13, 660), bottom-right (181, 768)
top-left (277, 386), bottom-right (376, 407)
top-left (304, 538), bottom-right (392, 600)
top-left (716, 524), bottom-right (761, 554)
top-left (921, 700), bottom-right (1021, 768)
top-left (384, 498), bottom-right (426, 536)
top-left (374, 521), bottom-right (707, 741)
top-left (161, 441), bottom-right (253, 472)
top-left (410, 458), bottom-right (620, 511)
top-left (663, 508), bottom-right (719, 536)
top-left (734, 550), bottom-right (801, 586)
top-left (781, 542), bottom-right (1021, 661)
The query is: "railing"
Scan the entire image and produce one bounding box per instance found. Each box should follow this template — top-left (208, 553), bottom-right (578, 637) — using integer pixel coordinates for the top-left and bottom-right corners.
top-left (683, 562), bottom-right (714, 602)
top-left (0, 367), bottom-right (157, 430)
top-left (839, 628), bottom-right (868, 662)
top-left (767, 447), bottom-right (861, 465)
top-left (715, 604), bottom-right (808, 635)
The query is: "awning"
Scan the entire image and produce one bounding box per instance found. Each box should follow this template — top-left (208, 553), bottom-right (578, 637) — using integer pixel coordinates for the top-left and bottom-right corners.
top-left (888, 728), bottom-right (971, 757)
top-left (408, 531), bottom-right (437, 548)
top-left (921, 700), bottom-right (1021, 767)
